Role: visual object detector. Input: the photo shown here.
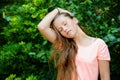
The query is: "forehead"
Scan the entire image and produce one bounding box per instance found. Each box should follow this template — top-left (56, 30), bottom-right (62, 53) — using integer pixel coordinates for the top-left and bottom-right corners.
top-left (53, 15), bottom-right (69, 27)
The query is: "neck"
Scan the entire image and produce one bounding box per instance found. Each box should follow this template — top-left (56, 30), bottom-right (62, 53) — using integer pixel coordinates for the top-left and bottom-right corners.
top-left (73, 26), bottom-right (91, 45)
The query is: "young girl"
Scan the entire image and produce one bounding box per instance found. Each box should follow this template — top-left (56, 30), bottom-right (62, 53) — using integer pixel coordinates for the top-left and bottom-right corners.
top-left (37, 8), bottom-right (110, 80)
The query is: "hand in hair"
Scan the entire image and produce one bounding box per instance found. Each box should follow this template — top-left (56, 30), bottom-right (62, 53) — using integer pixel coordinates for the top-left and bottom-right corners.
top-left (57, 7), bottom-right (71, 15)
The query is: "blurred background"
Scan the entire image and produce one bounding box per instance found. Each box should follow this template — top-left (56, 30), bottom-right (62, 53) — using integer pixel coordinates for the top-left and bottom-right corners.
top-left (0, 0), bottom-right (120, 80)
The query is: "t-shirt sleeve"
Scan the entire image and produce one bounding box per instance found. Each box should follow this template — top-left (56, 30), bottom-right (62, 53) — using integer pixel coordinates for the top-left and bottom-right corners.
top-left (97, 39), bottom-right (111, 61)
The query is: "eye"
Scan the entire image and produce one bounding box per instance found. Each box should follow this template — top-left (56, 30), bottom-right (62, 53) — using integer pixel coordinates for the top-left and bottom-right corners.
top-left (64, 22), bottom-right (67, 26)
top-left (58, 27), bottom-right (63, 32)
top-left (62, 21), bottom-right (67, 26)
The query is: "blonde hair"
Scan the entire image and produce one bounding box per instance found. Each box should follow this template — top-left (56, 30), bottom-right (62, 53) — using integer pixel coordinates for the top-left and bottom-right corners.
top-left (50, 13), bottom-right (78, 80)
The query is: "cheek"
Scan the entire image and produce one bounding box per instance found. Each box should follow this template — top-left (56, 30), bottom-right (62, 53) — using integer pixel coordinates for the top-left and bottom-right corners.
top-left (68, 21), bottom-right (75, 28)
top-left (60, 31), bottom-right (70, 38)
top-left (60, 32), bottom-right (66, 36)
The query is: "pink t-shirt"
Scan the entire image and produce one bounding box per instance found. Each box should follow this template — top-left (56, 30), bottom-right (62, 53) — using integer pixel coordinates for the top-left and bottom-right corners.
top-left (75, 38), bottom-right (110, 80)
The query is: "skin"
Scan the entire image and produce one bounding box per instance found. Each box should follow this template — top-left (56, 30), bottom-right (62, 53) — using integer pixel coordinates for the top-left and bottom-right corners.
top-left (37, 8), bottom-right (110, 80)
top-left (53, 15), bottom-right (78, 38)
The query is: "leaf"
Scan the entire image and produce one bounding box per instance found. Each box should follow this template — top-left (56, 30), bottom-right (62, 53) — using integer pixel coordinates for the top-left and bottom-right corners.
top-left (5, 16), bottom-right (10, 21)
top-left (26, 75), bottom-right (37, 80)
top-left (5, 74), bottom-right (16, 80)
top-left (43, 40), bottom-right (48, 46)
top-left (104, 6), bottom-right (110, 11)
top-left (31, 12), bottom-right (38, 18)
top-left (107, 34), bottom-right (116, 41)
top-left (118, 15), bottom-right (120, 20)
top-left (29, 52), bottom-right (36, 56)
top-left (86, 11), bottom-right (92, 16)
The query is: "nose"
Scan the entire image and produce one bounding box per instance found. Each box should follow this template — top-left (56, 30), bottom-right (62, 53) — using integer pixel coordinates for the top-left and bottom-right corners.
top-left (63, 27), bottom-right (67, 32)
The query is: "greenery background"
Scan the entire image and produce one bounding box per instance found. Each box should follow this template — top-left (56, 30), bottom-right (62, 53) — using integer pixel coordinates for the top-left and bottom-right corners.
top-left (0, 0), bottom-right (119, 80)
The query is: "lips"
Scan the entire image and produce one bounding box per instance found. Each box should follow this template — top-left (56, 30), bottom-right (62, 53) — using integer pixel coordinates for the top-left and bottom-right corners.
top-left (66, 30), bottom-right (71, 34)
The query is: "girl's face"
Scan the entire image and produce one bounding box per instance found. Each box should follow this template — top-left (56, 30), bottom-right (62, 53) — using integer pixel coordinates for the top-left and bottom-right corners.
top-left (53, 15), bottom-right (78, 38)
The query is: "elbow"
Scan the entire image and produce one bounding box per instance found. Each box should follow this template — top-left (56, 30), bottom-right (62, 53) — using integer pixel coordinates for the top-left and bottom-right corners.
top-left (37, 24), bottom-right (44, 31)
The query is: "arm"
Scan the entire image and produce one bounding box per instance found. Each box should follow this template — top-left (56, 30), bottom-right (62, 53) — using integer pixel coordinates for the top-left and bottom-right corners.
top-left (99, 60), bottom-right (110, 80)
top-left (37, 8), bottom-right (71, 43)
top-left (37, 8), bottom-right (58, 43)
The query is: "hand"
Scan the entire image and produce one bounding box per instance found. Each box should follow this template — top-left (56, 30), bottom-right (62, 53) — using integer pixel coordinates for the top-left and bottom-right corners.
top-left (57, 8), bottom-right (71, 15)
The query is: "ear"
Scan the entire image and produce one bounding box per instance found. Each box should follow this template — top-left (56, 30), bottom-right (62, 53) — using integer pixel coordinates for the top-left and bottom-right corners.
top-left (73, 17), bottom-right (78, 24)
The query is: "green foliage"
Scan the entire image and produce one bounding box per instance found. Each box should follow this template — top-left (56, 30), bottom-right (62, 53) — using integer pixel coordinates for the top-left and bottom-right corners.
top-left (5, 74), bottom-right (21, 80)
top-left (0, 0), bottom-right (119, 80)
top-left (5, 74), bottom-right (16, 80)
top-left (5, 74), bottom-right (38, 80)
top-left (26, 75), bottom-right (37, 80)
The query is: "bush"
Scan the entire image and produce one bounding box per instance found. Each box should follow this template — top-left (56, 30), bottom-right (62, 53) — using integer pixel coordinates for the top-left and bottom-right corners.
top-left (0, 0), bottom-right (119, 80)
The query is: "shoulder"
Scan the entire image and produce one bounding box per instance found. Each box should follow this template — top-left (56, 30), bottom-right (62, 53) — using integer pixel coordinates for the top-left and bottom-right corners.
top-left (96, 38), bottom-right (106, 44)
top-left (96, 38), bottom-right (110, 60)
top-left (95, 38), bottom-right (108, 48)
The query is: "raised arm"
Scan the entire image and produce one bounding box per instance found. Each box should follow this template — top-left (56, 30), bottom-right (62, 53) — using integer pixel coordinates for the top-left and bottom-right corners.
top-left (37, 8), bottom-right (71, 43)
top-left (37, 8), bottom-right (58, 43)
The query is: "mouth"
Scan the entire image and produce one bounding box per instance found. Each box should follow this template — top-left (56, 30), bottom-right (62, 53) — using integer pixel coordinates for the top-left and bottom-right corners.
top-left (66, 30), bottom-right (71, 34)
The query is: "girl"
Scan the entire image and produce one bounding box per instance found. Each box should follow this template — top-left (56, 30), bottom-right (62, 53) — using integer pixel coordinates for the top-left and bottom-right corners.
top-left (37, 8), bottom-right (110, 80)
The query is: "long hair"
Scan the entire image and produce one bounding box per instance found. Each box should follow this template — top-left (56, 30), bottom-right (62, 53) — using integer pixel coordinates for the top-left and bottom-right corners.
top-left (50, 13), bottom-right (78, 80)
